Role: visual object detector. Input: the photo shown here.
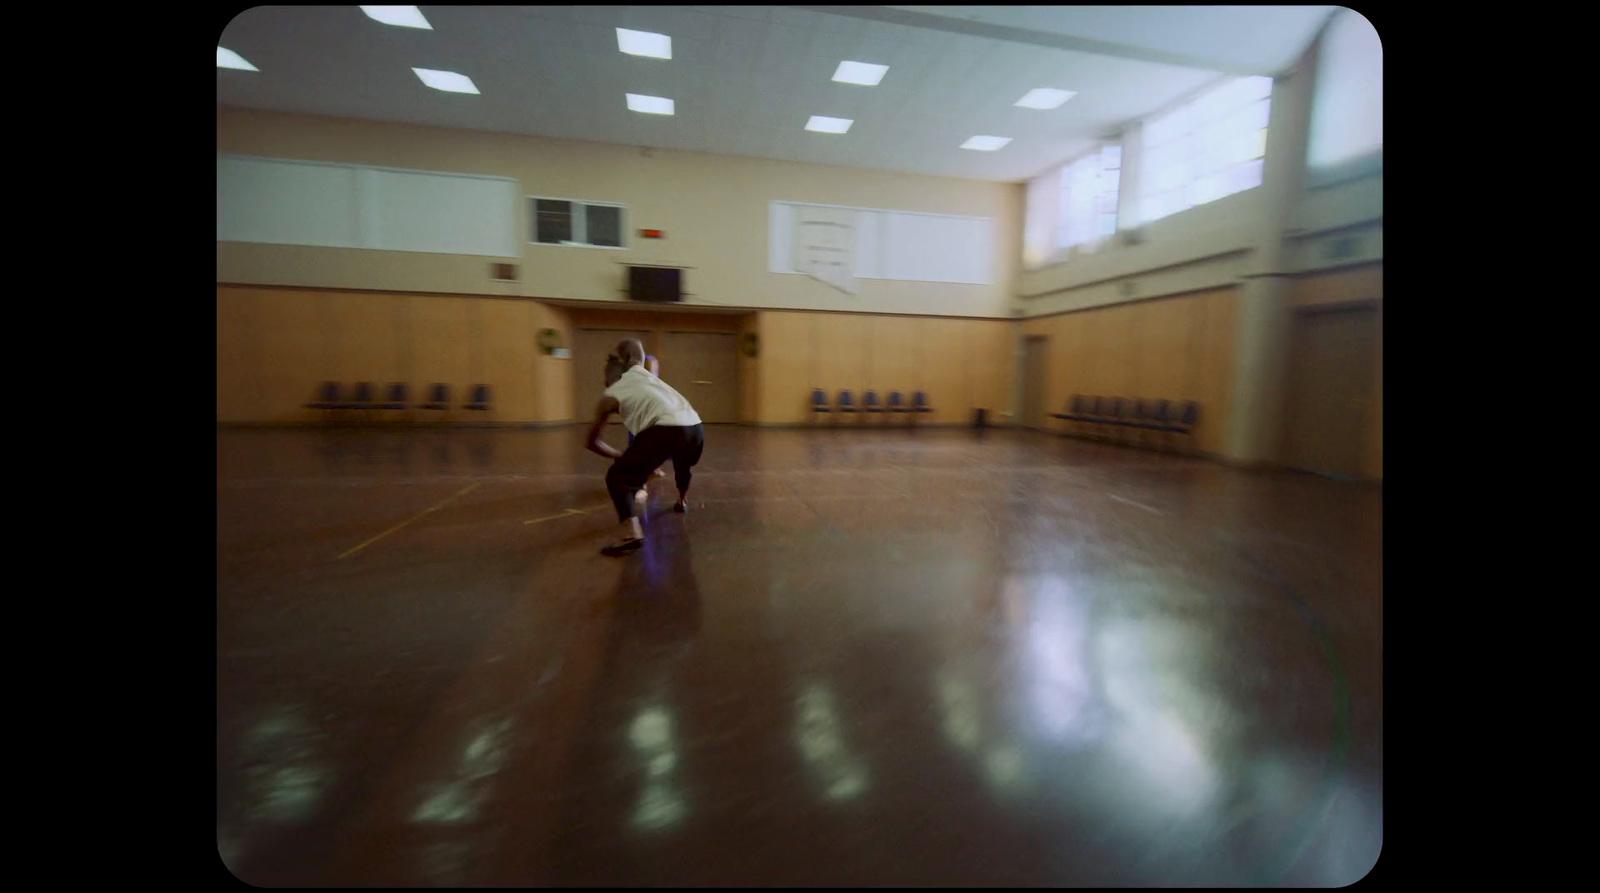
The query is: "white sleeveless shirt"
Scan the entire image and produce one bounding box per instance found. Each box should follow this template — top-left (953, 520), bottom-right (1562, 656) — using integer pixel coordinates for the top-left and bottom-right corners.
top-left (605, 366), bottom-right (702, 435)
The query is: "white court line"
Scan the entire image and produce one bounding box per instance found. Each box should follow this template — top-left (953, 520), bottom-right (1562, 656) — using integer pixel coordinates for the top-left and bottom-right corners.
top-left (1107, 493), bottom-right (1163, 515)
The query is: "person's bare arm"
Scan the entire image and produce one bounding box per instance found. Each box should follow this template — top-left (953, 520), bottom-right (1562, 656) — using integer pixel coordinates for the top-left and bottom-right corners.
top-left (586, 397), bottom-right (624, 459)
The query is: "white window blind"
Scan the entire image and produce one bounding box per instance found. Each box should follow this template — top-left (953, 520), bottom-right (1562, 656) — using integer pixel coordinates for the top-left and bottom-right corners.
top-left (217, 155), bottom-right (520, 257)
top-left (769, 202), bottom-right (993, 285)
top-left (216, 157), bottom-right (362, 249)
top-left (364, 167), bottom-right (520, 257)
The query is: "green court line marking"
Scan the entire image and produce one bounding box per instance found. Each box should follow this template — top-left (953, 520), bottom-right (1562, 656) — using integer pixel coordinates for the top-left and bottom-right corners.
top-left (1227, 537), bottom-right (1355, 886)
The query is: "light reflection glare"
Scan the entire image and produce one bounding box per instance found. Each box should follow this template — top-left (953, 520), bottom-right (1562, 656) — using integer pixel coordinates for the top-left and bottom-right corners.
top-left (413, 715), bottom-right (512, 824)
top-left (795, 685), bottom-right (870, 802)
top-left (1024, 576), bottom-right (1099, 744)
top-left (1099, 622), bottom-right (1218, 815)
top-left (243, 706), bottom-right (329, 824)
top-left (628, 707), bottom-right (687, 831)
top-left (985, 744), bottom-right (1026, 790)
top-left (936, 673), bottom-right (981, 752)
top-left (633, 782), bottom-right (687, 830)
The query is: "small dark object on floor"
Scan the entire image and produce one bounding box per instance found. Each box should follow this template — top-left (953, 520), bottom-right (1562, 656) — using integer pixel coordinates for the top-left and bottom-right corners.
top-left (601, 538), bottom-right (644, 557)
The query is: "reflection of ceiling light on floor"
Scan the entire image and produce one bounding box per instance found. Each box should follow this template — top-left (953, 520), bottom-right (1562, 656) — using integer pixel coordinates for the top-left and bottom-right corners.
top-left (629, 705), bottom-right (686, 831)
top-left (243, 707), bottom-right (330, 823)
top-left (632, 782), bottom-right (687, 831)
top-left (937, 673), bottom-right (982, 752)
top-left (631, 707), bottom-right (674, 750)
top-left (414, 782), bottom-right (479, 824)
top-left (826, 765), bottom-right (868, 801)
top-left (412, 717), bottom-right (512, 823)
top-left (796, 684), bottom-right (871, 802)
top-left (985, 744), bottom-right (1025, 790)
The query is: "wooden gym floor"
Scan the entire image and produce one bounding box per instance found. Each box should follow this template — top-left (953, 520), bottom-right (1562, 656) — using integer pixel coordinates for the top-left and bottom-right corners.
top-left (217, 424), bottom-right (1381, 886)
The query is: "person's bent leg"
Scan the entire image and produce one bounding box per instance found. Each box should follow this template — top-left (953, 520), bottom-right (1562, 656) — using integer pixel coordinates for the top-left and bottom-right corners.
top-left (603, 429), bottom-right (672, 554)
top-left (604, 462), bottom-right (647, 552)
top-left (672, 424), bottom-right (705, 513)
top-left (627, 430), bottom-right (663, 484)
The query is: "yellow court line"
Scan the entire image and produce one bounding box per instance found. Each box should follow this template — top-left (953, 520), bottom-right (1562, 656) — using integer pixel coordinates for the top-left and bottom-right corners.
top-left (337, 482), bottom-right (481, 560)
top-left (523, 503), bottom-right (613, 525)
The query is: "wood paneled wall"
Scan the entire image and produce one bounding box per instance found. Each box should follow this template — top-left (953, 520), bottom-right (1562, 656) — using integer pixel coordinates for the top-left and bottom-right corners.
top-left (217, 286), bottom-right (571, 424)
top-left (754, 311), bottom-right (1013, 424)
top-left (1020, 288), bottom-right (1240, 454)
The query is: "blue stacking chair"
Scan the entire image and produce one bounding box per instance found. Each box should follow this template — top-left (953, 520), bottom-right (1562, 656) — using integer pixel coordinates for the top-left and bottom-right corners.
top-left (1083, 396), bottom-right (1107, 439)
top-left (305, 382), bottom-right (344, 412)
top-left (1135, 400), bottom-right (1171, 444)
top-left (1051, 395), bottom-right (1087, 435)
top-left (377, 382), bottom-right (409, 411)
top-left (812, 389), bottom-right (831, 415)
top-left (1156, 401), bottom-right (1200, 451)
top-left (887, 391), bottom-right (907, 414)
top-left (465, 384), bottom-right (492, 411)
top-left (912, 391), bottom-right (932, 414)
top-left (1108, 397), bottom-right (1135, 442)
top-left (837, 390), bottom-right (857, 414)
top-left (346, 382), bottom-right (376, 422)
top-left (421, 383), bottom-right (451, 411)
top-left (862, 390), bottom-right (883, 419)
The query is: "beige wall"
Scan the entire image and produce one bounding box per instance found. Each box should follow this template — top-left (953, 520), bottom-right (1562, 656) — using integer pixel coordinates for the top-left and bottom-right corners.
top-left (218, 106), bottom-right (1019, 320)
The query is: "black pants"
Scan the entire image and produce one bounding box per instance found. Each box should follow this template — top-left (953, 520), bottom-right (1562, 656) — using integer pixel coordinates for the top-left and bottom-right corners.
top-left (607, 424), bottom-right (705, 521)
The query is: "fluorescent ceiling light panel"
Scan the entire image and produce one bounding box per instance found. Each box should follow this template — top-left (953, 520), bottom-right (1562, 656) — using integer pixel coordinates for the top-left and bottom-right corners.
top-left (1014, 88), bottom-right (1076, 109)
top-left (806, 115), bottom-right (853, 134)
top-left (217, 47), bottom-right (258, 71)
top-left (626, 93), bottom-right (675, 115)
top-left (832, 60), bottom-right (888, 85)
top-left (413, 68), bottom-right (479, 94)
top-left (617, 28), bottom-right (672, 59)
top-left (360, 6), bottom-right (432, 29)
top-left (961, 135), bottom-right (1012, 151)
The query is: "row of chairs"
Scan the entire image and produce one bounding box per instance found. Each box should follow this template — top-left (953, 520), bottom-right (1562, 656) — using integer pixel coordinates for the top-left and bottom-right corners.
top-left (812, 389), bottom-right (933, 416)
top-left (1052, 396), bottom-right (1199, 448)
top-left (306, 382), bottom-right (493, 414)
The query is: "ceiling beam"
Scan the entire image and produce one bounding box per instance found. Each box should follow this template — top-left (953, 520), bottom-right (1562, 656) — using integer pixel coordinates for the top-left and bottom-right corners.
top-left (794, 6), bottom-right (1267, 76)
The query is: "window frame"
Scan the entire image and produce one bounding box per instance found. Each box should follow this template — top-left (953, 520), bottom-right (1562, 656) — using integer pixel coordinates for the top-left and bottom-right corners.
top-left (1022, 141), bottom-right (1123, 269)
top-left (526, 196), bottom-right (629, 250)
top-left (1136, 75), bottom-right (1272, 227)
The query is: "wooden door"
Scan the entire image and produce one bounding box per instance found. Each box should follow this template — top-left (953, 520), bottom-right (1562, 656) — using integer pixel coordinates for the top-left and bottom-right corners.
top-left (660, 331), bottom-right (739, 424)
top-left (574, 327), bottom-right (651, 426)
top-left (1282, 304), bottom-right (1379, 480)
top-left (1022, 335), bottom-right (1048, 429)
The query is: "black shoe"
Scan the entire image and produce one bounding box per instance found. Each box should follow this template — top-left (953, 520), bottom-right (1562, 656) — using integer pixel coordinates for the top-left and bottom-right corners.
top-left (673, 501), bottom-right (687, 514)
top-left (601, 538), bottom-right (644, 557)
